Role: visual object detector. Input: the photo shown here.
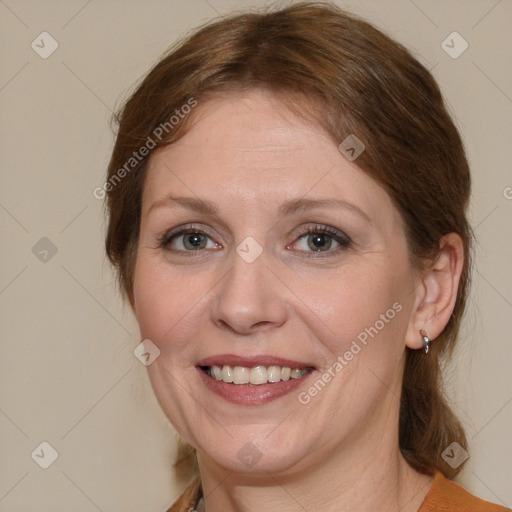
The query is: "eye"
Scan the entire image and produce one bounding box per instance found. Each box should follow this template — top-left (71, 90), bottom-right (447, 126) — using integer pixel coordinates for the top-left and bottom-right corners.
top-left (290, 224), bottom-right (352, 257)
top-left (159, 225), bottom-right (221, 253)
top-left (158, 223), bottom-right (352, 258)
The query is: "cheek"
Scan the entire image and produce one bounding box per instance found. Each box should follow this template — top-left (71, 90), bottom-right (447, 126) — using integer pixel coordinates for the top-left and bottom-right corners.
top-left (132, 255), bottom-right (204, 353)
top-left (291, 262), bottom-right (410, 355)
top-left (290, 264), bottom-right (411, 430)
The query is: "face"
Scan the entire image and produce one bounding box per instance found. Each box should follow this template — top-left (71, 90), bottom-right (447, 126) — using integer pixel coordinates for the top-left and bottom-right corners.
top-left (133, 89), bottom-right (421, 475)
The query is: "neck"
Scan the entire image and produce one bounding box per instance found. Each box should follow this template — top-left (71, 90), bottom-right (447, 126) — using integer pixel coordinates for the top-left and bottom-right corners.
top-left (196, 435), bottom-right (433, 512)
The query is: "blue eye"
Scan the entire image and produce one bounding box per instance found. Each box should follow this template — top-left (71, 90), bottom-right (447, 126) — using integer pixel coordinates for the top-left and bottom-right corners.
top-left (159, 227), bottom-right (219, 252)
top-left (158, 223), bottom-right (351, 257)
top-left (291, 225), bottom-right (352, 257)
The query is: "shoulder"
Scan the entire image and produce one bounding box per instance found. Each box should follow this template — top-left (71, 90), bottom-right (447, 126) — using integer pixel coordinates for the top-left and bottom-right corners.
top-left (163, 475), bottom-right (202, 512)
top-left (418, 471), bottom-right (510, 512)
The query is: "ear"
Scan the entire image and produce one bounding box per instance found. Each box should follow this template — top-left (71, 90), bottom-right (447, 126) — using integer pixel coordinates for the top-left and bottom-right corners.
top-left (405, 233), bottom-right (465, 350)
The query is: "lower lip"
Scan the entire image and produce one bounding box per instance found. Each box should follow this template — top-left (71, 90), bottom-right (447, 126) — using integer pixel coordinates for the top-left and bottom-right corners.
top-left (197, 367), bottom-right (314, 406)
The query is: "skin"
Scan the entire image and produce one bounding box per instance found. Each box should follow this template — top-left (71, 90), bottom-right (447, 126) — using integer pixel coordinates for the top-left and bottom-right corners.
top-left (131, 89), bottom-right (464, 511)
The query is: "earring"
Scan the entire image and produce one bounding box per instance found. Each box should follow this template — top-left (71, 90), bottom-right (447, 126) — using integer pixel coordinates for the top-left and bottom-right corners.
top-left (420, 329), bottom-right (430, 354)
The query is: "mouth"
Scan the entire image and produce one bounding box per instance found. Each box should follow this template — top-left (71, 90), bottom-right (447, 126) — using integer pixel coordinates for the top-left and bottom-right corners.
top-left (196, 355), bottom-right (316, 405)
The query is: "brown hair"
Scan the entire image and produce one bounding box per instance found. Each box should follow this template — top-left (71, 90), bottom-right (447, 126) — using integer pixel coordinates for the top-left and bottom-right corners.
top-left (104, 1), bottom-right (471, 480)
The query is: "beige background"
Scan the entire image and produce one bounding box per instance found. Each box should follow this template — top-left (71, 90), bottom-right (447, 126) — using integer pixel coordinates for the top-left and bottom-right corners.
top-left (0, 0), bottom-right (511, 510)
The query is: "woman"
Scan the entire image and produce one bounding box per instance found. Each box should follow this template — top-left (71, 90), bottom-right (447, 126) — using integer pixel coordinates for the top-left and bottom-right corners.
top-left (103, 3), bottom-right (509, 511)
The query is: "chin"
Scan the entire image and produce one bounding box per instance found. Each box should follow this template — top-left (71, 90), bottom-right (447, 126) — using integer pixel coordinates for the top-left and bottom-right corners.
top-left (194, 429), bottom-right (313, 475)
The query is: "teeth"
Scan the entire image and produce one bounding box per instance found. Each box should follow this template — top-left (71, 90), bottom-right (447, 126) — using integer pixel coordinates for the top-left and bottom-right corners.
top-left (206, 364), bottom-right (309, 385)
top-left (250, 365), bottom-right (267, 385)
top-left (211, 365), bottom-right (222, 380)
top-left (290, 369), bottom-right (303, 379)
top-left (267, 366), bottom-right (282, 383)
top-left (233, 366), bottom-right (250, 384)
top-left (221, 365), bottom-right (233, 383)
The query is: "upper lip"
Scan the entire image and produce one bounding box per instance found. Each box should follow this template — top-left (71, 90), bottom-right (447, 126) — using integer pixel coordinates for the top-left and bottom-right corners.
top-left (197, 354), bottom-right (315, 369)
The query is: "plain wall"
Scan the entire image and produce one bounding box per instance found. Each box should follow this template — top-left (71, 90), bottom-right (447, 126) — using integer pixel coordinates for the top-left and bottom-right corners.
top-left (1, 0), bottom-right (511, 510)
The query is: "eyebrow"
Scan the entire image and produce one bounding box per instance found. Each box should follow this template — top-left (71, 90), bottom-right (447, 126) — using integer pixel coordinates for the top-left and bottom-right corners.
top-left (147, 195), bottom-right (372, 223)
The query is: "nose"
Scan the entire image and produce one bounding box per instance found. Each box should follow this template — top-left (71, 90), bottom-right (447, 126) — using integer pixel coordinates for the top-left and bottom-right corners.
top-left (210, 245), bottom-right (288, 335)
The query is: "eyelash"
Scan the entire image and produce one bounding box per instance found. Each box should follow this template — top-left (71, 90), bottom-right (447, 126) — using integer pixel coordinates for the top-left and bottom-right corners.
top-left (157, 223), bottom-right (352, 258)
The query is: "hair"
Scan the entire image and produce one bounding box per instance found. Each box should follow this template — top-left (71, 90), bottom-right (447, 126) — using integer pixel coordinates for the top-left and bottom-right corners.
top-left (104, 1), bottom-right (471, 481)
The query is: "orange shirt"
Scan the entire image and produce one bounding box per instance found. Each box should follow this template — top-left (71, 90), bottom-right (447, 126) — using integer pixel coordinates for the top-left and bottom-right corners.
top-left (418, 471), bottom-right (509, 511)
top-left (165, 471), bottom-right (510, 511)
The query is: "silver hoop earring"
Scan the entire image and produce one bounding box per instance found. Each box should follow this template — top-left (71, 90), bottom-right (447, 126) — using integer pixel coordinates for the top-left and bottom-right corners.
top-left (420, 330), bottom-right (430, 354)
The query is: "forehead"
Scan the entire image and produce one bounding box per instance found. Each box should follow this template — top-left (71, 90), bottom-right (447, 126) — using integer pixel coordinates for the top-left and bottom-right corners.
top-left (142, 90), bottom-right (396, 226)
top-left (155, 90), bottom-right (334, 173)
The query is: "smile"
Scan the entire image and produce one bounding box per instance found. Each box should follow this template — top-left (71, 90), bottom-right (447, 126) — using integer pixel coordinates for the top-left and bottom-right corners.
top-left (196, 355), bottom-right (315, 405)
